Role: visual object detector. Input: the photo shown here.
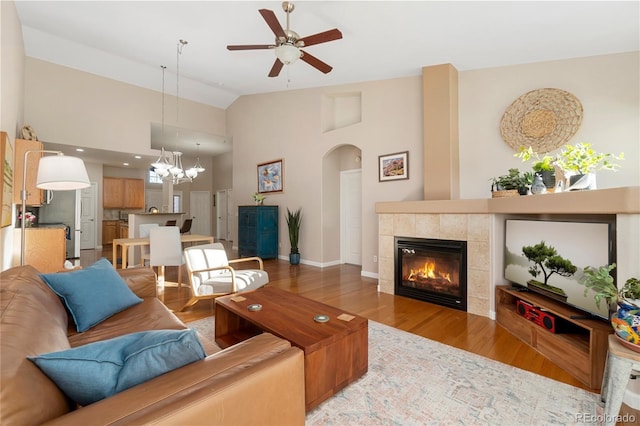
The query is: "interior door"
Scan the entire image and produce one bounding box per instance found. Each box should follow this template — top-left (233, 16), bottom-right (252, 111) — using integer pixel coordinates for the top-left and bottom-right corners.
top-left (80, 182), bottom-right (97, 250)
top-left (189, 191), bottom-right (211, 236)
top-left (341, 170), bottom-right (362, 265)
top-left (216, 189), bottom-right (228, 240)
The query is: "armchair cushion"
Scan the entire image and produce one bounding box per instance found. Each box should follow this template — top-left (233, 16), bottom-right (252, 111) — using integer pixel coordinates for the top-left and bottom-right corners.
top-left (28, 329), bottom-right (206, 406)
top-left (40, 258), bottom-right (143, 332)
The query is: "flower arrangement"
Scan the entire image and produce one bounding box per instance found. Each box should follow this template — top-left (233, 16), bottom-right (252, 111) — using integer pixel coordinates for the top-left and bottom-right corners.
top-left (251, 192), bottom-right (265, 205)
top-left (19, 211), bottom-right (36, 227)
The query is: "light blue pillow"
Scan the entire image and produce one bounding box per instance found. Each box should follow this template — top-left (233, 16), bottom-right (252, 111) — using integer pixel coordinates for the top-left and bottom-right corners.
top-left (28, 329), bottom-right (206, 406)
top-left (40, 258), bottom-right (143, 332)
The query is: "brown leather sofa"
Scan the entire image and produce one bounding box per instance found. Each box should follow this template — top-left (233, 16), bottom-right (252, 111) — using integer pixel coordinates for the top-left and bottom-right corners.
top-left (0, 265), bottom-right (305, 425)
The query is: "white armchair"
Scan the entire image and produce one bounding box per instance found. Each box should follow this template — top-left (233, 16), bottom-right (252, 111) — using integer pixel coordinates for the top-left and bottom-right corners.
top-left (181, 243), bottom-right (269, 311)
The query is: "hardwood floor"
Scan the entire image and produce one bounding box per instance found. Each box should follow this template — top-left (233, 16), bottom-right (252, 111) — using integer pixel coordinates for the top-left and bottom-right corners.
top-left (84, 243), bottom-right (639, 423)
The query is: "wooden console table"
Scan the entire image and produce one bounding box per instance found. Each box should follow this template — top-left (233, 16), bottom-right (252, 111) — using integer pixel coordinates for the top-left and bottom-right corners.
top-left (215, 287), bottom-right (368, 411)
top-left (496, 285), bottom-right (612, 389)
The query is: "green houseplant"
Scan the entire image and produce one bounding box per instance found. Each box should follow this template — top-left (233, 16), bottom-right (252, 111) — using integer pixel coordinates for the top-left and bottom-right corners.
top-left (490, 168), bottom-right (533, 196)
top-left (514, 146), bottom-right (556, 189)
top-left (285, 207), bottom-right (302, 265)
top-left (554, 142), bottom-right (623, 190)
top-left (579, 263), bottom-right (618, 312)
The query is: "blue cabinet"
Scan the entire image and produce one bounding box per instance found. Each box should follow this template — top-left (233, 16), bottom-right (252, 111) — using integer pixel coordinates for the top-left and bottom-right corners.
top-left (238, 206), bottom-right (278, 259)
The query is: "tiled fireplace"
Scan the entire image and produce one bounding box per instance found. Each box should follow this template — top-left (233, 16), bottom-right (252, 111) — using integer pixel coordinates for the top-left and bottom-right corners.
top-left (395, 236), bottom-right (467, 311)
top-left (378, 212), bottom-right (491, 317)
top-left (376, 187), bottom-right (640, 319)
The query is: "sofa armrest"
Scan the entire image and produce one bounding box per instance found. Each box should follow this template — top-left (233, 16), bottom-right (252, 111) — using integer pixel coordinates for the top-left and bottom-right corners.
top-left (117, 267), bottom-right (157, 298)
top-left (43, 333), bottom-right (306, 426)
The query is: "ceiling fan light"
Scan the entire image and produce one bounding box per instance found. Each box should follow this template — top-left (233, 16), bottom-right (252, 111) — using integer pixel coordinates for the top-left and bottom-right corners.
top-left (275, 44), bottom-right (301, 64)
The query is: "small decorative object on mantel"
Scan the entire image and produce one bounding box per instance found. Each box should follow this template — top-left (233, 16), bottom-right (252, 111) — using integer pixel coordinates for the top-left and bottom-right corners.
top-left (500, 88), bottom-right (583, 153)
top-left (252, 192), bottom-right (265, 205)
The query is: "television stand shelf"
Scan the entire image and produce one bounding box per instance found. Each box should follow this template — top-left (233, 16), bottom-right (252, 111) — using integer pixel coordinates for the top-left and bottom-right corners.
top-left (495, 285), bottom-right (612, 390)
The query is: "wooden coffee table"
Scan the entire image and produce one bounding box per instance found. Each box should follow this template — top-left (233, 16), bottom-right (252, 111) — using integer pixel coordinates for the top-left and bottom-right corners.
top-left (215, 286), bottom-right (368, 411)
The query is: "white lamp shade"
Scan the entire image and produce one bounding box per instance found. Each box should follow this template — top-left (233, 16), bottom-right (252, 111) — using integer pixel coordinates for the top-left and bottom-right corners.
top-left (275, 44), bottom-right (301, 64)
top-left (36, 155), bottom-right (90, 190)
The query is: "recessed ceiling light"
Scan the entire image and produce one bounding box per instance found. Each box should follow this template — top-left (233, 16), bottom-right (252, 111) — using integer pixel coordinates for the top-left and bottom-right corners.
top-left (76, 148), bottom-right (84, 152)
top-left (134, 155), bottom-right (142, 159)
top-left (123, 162), bottom-right (129, 166)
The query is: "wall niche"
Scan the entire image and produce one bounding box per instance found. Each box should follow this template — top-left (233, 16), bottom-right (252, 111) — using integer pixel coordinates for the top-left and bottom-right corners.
top-left (322, 92), bottom-right (362, 132)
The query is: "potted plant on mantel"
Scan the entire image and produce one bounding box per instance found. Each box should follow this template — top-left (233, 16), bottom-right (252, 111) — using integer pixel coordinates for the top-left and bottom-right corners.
top-left (286, 207), bottom-right (302, 265)
top-left (490, 168), bottom-right (533, 197)
top-left (515, 146), bottom-right (556, 190)
top-left (553, 142), bottom-right (623, 191)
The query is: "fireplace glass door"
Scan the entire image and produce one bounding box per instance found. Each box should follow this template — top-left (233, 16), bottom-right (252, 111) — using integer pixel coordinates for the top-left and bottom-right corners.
top-left (395, 237), bottom-right (467, 311)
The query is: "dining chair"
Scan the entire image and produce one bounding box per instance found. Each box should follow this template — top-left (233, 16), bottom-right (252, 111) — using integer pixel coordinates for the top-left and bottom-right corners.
top-left (149, 226), bottom-right (184, 288)
top-left (180, 219), bottom-right (193, 234)
top-left (139, 223), bottom-right (159, 267)
top-left (165, 220), bottom-right (177, 226)
top-left (181, 243), bottom-right (269, 311)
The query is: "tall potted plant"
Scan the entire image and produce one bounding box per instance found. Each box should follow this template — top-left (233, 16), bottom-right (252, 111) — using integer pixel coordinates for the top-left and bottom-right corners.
top-left (286, 207), bottom-right (302, 265)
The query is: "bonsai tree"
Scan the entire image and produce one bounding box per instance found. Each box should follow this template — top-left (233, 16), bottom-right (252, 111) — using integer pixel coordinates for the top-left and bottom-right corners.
top-left (522, 241), bottom-right (577, 294)
top-left (554, 142), bottom-right (624, 175)
top-left (579, 263), bottom-right (618, 310)
top-left (285, 207), bottom-right (302, 264)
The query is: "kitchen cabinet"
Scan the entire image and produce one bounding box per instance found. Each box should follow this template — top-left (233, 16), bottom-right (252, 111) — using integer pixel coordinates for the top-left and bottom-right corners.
top-left (103, 177), bottom-right (144, 209)
top-left (238, 206), bottom-right (278, 259)
top-left (102, 220), bottom-right (118, 245)
top-left (13, 228), bottom-right (66, 272)
top-left (118, 222), bottom-right (129, 238)
top-left (13, 139), bottom-right (44, 206)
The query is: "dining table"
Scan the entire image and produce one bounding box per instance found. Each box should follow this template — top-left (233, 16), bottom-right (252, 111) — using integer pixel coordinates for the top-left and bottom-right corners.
top-left (112, 234), bottom-right (214, 269)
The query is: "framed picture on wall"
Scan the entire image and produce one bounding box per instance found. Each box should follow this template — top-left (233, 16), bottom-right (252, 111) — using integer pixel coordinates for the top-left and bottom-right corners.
top-left (257, 159), bottom-right (283, 194)
top-left (378, 151), bottom-right (409, 182)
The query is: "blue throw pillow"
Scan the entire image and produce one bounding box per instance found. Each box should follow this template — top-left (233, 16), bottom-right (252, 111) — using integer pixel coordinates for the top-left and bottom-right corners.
top-left (28, 329), bottom-right (206, 406)
top-left (40, 258), bottom-right (143, 332)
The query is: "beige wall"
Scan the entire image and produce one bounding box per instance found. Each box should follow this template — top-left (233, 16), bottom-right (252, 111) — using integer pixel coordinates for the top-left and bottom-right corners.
top-left (227, 77), bottom-right (423, 272)
top-left (227, 52), bottom-right (639, 275)
top-left (459, 52), bottom-right (639, 199)
top-left (1, 0), bottom-right (25, 269)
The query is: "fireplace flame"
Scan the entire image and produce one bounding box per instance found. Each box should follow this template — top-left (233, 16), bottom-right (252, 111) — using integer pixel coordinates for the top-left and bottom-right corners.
top-left (406, 259), bottom-right (452, 283)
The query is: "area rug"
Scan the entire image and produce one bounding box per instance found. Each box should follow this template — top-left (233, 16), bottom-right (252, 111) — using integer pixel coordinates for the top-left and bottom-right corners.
top-left (188, 317), bottom-right (600, 425)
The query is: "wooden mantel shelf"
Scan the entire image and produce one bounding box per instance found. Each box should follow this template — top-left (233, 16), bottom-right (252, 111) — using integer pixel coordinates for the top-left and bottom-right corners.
top-left (375, 186), bottom-right (640, 215)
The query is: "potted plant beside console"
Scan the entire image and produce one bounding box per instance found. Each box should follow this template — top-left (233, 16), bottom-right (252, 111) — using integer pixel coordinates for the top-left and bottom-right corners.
top-left (286, 207), bottom-right (302, 265)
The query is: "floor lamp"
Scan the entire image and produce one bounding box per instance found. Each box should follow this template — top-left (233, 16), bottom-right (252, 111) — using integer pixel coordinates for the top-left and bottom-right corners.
top-left (20, 150), bottom-right (90, 266)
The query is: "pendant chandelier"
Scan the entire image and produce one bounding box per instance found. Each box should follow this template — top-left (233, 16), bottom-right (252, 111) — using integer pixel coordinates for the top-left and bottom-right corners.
top-left (151, 39), bottom-right (202, 184)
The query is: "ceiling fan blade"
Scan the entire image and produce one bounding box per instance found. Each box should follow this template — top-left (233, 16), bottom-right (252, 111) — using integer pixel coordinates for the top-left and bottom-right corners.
top-left (227, 44), bottom-right (274, 51)
top-left (299, 29), bottom-right (343, 47)
top-left (259, 9), bottom-right (286, 39)
top-left (268, 59), bottom-right (284, 78)
top-left (300, 50), bottom-right (333, 74)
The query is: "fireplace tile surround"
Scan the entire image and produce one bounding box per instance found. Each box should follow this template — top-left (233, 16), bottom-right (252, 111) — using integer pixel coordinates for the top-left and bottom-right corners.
top-left (376, 187), bottom-right (640, 319)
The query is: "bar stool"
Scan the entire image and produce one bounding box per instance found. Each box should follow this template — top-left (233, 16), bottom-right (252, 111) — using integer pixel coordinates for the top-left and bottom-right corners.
top-left (600, 334), bottom-right (640, 426)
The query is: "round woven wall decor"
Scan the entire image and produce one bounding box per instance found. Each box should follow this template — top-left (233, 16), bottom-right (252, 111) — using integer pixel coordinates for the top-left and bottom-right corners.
top-left (499, 88), bottom-right (583, 153)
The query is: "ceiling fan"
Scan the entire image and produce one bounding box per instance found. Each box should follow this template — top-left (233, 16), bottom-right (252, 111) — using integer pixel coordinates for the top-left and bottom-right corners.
top-left (227, 1), bottom-right (342, 77)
